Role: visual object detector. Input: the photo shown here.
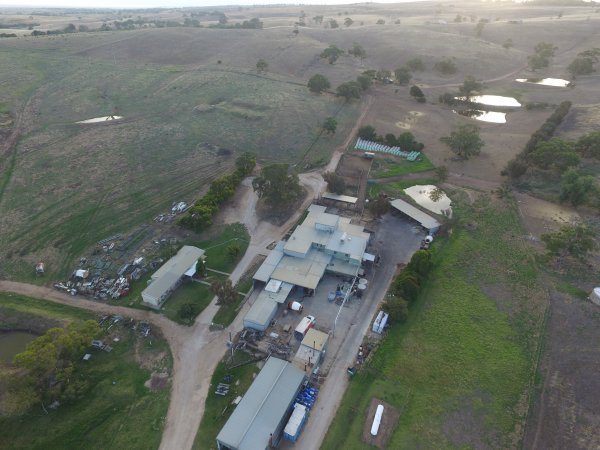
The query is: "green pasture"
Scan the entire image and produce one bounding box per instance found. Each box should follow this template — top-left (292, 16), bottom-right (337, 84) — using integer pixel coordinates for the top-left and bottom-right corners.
top-left (0, 294), bottom-right (171, 450)
top-left (0, 44), bottom-right (359, 281)
top-left (323, 194), bottom-right (547, 449)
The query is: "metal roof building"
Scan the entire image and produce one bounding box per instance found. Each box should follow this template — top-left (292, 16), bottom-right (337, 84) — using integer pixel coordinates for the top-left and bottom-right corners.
top-left (216, 357), bottom-right (306, 450)
top-left (142, 245), bottom-right (205, 309)
top-left (390, 198), bottom-right (441, 233)
top-left (244, 283), bottom-right (293, 331)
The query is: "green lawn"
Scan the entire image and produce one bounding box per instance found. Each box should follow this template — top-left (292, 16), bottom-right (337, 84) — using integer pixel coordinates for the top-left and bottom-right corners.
top-left (0, 294), bottom-right (171, 450)
top-left (195, 223), bottom-right (250, 274)
top-left (370, 154), bottom-right (435, 178)
top-left (322, 194), bottom-right (547, 449)
top-left (192, 356), bottom-right (260, 450)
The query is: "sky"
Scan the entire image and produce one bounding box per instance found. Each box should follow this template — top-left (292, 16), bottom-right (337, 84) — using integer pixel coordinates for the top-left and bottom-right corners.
top-left (0, 0), bottom-right (415, 8)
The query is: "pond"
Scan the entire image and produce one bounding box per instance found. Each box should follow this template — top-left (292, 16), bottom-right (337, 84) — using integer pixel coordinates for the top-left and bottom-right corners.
top-left (516, 78), bottom-right (571, 87)
top-left (0, 331), bottom-right (37, 364)
top-left (454, 109), bottom-right (506, 124)
top-left (455, 95), bottom-right (521, 107)
top-left (404, 185), bottom-right (452, 216)
top-left (77, 115), bottom-right (123, 124)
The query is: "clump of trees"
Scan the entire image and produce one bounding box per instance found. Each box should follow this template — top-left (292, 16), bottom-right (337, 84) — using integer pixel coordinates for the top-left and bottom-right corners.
top-left (406, 57), bottom-right (425, 72)
top-left (394, 67), bottom-right (412, 85)
top-left (528, 42), bottom-right (557, 70)
top-left (3, 321), bottom-right (101, 415)
top-left (542, 222), bottom-right (597, 262)
top-left (568, 48), bottom-right (600, 77)
top-left (503, 101), bottom-right (571, 179)
top-left (252, 163), bottom-right (303, 207)
top-left (179, 153), bottom-right (256, 231)
top-left (322, 117), bottom-right (337, 134)
top-left (357, 125), bottom-right (425, 152)
top-left (323, 171), bottom-right (346, 194)
top-left (320, 44), bottom-right (344, 64)
top-left (434, 58), bottom-right (457, 75)
top-left (383, 250), bottom-right (434, 323)
top-left (210, 279), bottom-right (238, 306)
top-left (256, 59), bottom-right (268, 73)
top-left (409, 85), bottom-right (426, 102)
top-left (348, 43), bottom-right (366, 60)
top-left (307, 74), bottom-right (331, 93)
top-left (336, 81), bottom-right (363, 101)
top-left (440, 124), bottom-right (484, 159)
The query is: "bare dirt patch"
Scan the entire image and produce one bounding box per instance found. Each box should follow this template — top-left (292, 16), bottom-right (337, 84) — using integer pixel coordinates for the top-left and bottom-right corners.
top-left (134, 339), bottom-right (168, 371)
top-left (145, 372), bottom-right (170, 391)
top-left (362, 398), bottom-right (400, 449)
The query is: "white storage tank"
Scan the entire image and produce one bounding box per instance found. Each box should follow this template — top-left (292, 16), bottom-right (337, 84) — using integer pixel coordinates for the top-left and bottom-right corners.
top-left (371, 404), bottom-right (384, 436)
top-left (590, 287), bottom-right (600, 306)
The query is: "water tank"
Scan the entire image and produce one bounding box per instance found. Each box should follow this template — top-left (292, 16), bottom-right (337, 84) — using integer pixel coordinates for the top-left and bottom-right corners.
top-left (371, 404), bottom-right (384, 436)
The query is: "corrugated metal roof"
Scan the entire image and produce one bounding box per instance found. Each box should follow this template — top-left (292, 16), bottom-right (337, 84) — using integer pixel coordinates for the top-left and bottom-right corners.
top-left (271, 250), bottom-right (331, 290)
top-left (142, 271), bottom-right (180, 307)
top-left (253, 242), bottom-right (285, 283)
top-left (322, 192), bottom-right (359, 204)
top-left (244, 284), bottom-right (292, 330)
top-left (216, 357), bottom-right (305, 450)
top-left (151, 246), bottom-right (205, 281)
top-left (390, 199), bottom-right (441, 231)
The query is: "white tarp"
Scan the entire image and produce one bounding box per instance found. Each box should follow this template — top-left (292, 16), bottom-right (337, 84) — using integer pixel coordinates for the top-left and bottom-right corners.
top-left (184, 262), bottom-right (197, 277)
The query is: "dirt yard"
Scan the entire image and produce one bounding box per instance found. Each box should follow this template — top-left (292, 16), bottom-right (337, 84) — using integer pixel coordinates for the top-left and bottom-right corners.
top-left (362, 398), bottom-right (401, 450)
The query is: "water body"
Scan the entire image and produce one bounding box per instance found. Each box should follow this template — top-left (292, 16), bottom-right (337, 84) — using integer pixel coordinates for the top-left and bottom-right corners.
top-left (455, 95), bottom-right (521, 107)
top-left (77, 115), bottom-right (123, 124)
top-left (404, 185), bottom-right (452, 215)
top-left (454, 109), bottom-right (506, 124)
top-left (516, 78), bottom-right (571, 87)
top-left (0, 331), bottom-right (37, 364)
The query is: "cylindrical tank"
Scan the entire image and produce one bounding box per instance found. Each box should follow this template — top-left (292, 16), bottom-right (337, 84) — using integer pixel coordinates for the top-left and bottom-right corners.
top-left (371, 404), bottom-right (384, 436)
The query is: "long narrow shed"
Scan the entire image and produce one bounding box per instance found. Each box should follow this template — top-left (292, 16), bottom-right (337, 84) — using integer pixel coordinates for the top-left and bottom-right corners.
top-left (216, 357), bottom-right (306, 450)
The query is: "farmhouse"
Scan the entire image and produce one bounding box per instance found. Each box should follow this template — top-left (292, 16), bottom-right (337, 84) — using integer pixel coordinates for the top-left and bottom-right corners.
top-left (216, 356), bottom-right (306, 450)
top-left (245, 205), bottom-right (373, 330)
top-left (142, 245), bottom-right (205, 309)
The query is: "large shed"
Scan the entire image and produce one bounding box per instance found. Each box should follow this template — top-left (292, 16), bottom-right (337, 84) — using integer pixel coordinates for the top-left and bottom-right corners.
top-left (243, 283), bottom-right (293, 331)
top-left (216, 357), bottom-right (306, 450)
top-left (390, 198), bottom-right (440, 233)
top-left (142, 245), bottom-right (205, 309)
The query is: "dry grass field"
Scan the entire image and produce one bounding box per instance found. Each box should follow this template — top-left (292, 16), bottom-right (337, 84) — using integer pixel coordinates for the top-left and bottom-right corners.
top-left (1, 3), bottom-right (600, 449)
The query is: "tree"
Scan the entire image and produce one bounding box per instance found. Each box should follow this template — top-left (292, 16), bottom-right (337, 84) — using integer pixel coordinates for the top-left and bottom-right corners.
top-left (407, 250), bottom-right (433, 279)
top-left (235, 152), bottom-right (256, 177)
top-left (406, 57), bottom-right (425, 72)
top-left (575, 131), bottom-right (600, 158)
top-left (356, 74), bottom-right (372, 91)
top-left (541, 223), bottom-right (596, 260)
top-left (210, 279), bottom-right (238, 306)
top-left (409, 85), bottom-right (425, 102)
top-left (528, 53), bottom-right (549, 71)
top-left (393, 270), bottom-right (420, 302)
top-left (435, 165), bottom-right (448, 183)
top-left (376, 19), bottom-right (385, 25)
top-left (344, 17), bottom-right (353, 27)
top-left (394, 66), bottom-right (412, 85)
top-left (336, 81), bottom-right (362, 101)
top-left (475, 21), bottom-right (485, 37)
top-left (64, 23), bottom-right (76, 33)
top-left (369, 193), bottom-right (389, 217)
top-left (568, 57), bottom-right (595, 77)
top-left (534, 42), bottom-right (557, 58)
top-left (459, 76), bottom-right (482, 98)
top-left (252, 163), bottom-right (303, 206)
top-left (560, 168), bottom-right (596, 205)
top-left (384, 133), bottom-right (397, 146)
top-left (528, 42), bottom-right (557, 70)
top-left (434, 58), bottom-right (457, 75)
top-left (396, 131), bottom-right (424, 151)
top-left (307, 74), bottom-right (331, 93)
top-left (226, 242), bottom-right (242, 261)
top-left (256, 59), bottom-right (268, 73)
top-left (313, 15), bottom-right (324, 24)
top-left (179, 303), bottom-right (198, 321)
top-left (382, 297), bottom-right (408, 323)
top-left (348, 43), bottom-right (366, 60)
top-left (440, 124), bottom-right (484, 159)
top-left (528, 138), bottom-right (579, 172)
top-left (320, 45), bottom-right (344, 64)
top-left (322, 117), bottom-right (337, 134)
top-left (329, 19), bottom-right (339, 29)
top-left (357, 125), bottom-right (377, 141)
top-left (323, 171), bottom-right (346, 194)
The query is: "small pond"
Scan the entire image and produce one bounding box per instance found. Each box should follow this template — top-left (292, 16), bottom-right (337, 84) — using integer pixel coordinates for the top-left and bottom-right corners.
top-left (77, 115), bottom-right (123, 124)
top-left (454, 109), bottom-right (506, 124)
top-left (404, 185), bottom-right (452, 216)
top-left (516, 78), bottom-right (571, 87)
top-left (0, 331), bottom-right (37, 364)
top-left (455, 95), bottom-right (521, 107)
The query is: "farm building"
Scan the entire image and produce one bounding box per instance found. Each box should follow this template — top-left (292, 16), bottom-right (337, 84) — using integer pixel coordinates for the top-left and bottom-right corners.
top-left (142, 245), bottom-right (205, 309)
top-left (321, 192), bottom-right (358, 209)
top-left (216, 356), bottom-right (306, 450)
top-left (292, 328), bottom-right (329, 374)
top-left (246, 205), bottom-right (373, 330)
top-left (390, 198), bottom-right (440, 234)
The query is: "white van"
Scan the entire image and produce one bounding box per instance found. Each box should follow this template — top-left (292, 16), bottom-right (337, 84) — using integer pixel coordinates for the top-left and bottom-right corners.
top-left (294, 315), bottom-right (316, 340)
